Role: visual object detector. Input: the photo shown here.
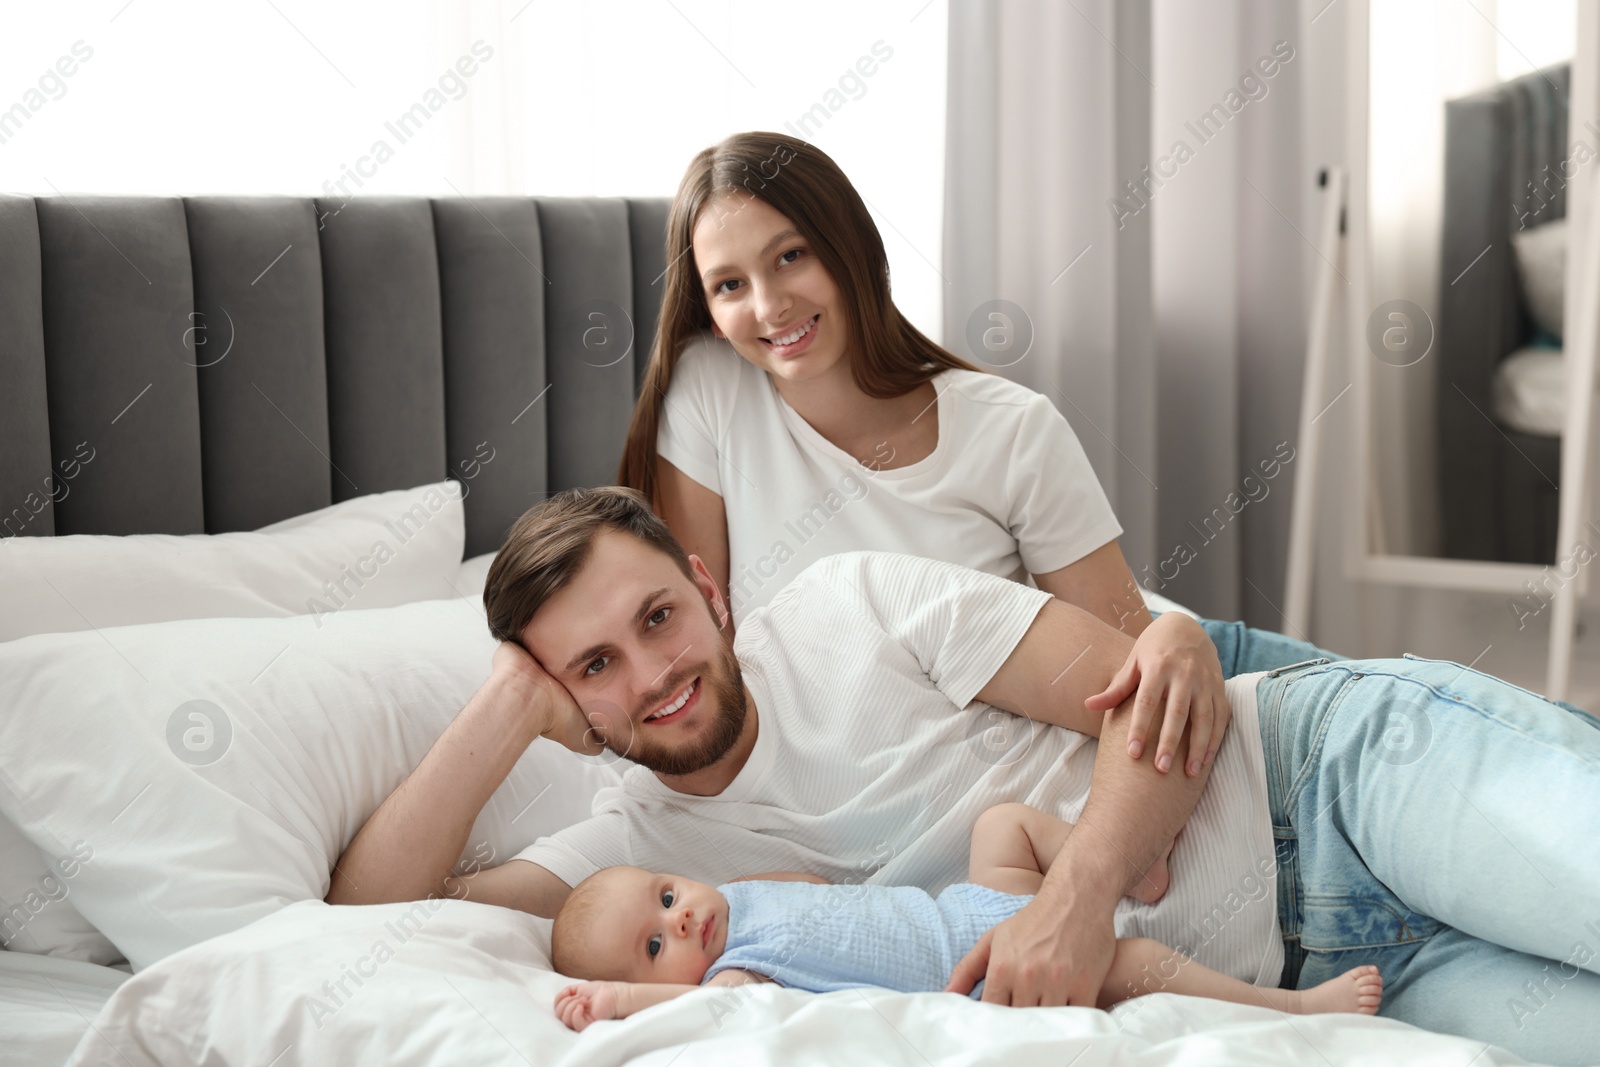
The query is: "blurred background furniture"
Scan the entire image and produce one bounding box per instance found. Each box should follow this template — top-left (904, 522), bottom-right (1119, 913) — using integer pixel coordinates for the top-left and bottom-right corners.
top-left (1437, 63), bottom-right (1569, 564)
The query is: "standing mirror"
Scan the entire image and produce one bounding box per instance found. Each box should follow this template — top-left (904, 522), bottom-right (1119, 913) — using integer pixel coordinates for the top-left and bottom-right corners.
top-left (1345, 0), bottom-right (1598, 698)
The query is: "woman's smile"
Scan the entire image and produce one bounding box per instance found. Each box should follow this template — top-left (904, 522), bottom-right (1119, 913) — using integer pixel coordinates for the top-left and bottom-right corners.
top-left (761, 313), bottom-right (821, 359)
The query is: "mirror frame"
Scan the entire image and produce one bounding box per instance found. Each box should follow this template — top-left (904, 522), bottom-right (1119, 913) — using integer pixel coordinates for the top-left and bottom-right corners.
top-left (1342, 0), bottom-right (1598, 697)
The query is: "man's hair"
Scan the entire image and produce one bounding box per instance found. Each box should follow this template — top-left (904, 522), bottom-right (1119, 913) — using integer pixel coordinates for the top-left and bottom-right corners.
top-left (550, 866), bottom-right (630, 980)
top-left (483, 486), bottom-right (695, 643)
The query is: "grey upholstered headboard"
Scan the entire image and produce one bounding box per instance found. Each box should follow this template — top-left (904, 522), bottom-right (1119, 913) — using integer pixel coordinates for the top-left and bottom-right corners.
top-left (0, 195), bottom-right (671, 558)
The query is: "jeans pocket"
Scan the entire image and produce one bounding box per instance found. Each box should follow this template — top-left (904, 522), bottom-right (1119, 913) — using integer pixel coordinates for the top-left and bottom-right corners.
top-left (1299, 892), bottom-right (1442, 953)
top-left (1266, 656), bottom-right (1333, 678)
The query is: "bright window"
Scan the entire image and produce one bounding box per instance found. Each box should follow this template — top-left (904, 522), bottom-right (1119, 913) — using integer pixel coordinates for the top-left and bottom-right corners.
top-left (0, 0), bottom-right (947, 338)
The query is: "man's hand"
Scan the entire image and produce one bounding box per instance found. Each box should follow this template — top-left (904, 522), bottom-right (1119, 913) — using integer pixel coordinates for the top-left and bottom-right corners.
top-left (944, 893), bottom-right (1115, 1007)
top-left (329, 641), bottom-right (603, 908)
top-left (554, 980), bottom-right (620, 1032)
top-left (492, 641), bottom-right (605, 757)
top-left (1083, 613), bottom-right (1231, 777)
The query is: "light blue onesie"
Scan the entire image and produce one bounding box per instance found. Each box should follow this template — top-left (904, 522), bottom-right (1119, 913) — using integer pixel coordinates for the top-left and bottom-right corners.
top-left (703, 880), bottom-right (1032, 1000)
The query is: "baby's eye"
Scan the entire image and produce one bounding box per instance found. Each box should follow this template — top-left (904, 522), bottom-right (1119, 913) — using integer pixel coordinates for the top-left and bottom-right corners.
top-left (661, 887), bottom-right (675, 908)
top-left (648, 934), bottom-right (662, 959)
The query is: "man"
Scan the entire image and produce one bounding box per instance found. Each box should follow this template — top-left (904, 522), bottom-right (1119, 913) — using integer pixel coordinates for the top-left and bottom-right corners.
top-left (331, 488), bottom-right (1599, 1064)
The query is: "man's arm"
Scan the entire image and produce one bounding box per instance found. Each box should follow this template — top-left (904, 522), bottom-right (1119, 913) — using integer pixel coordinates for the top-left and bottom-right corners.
top-left (451, 858), bottom-right (575, 919)
top-left (949, 597), bottom-right (1213, 1005)
top-left (974, 596), bottom-right (1128, 733)
top-left (326, 642), bottom-right (595, 913)
top-left (1037, 544), bottom-right (1233, 779)
top-left (974, 596), bottom-right (1209, 889)
top-left (979, 598), bottom-right (1203, 895)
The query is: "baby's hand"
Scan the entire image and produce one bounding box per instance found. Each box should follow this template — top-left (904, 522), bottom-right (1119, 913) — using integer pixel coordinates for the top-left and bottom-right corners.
top-left (554, 980), bottom-right (620, 1032)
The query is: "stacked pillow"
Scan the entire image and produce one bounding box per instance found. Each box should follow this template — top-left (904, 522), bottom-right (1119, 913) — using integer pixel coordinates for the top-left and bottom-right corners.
top-left (1511, 216), bottom-right (1567, 342)
top-left (0, 481), bottom-right (469, 643)
top-left (0, 482), bottom-right (619, 969)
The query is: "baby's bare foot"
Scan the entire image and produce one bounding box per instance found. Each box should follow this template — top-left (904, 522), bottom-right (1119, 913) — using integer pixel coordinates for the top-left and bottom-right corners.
top-left (1298, 965), bottom-right (1384, 1015)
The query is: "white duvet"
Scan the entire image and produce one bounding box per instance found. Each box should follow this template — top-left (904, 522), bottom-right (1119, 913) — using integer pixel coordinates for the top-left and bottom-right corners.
top-left (64, 898), bottom-right (1537, 1067)
top-left (0, 951), bottom-right (128, 1067)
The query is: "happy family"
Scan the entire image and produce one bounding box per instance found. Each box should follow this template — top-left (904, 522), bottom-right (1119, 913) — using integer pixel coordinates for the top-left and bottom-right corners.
top-left (328, 132), bottom-right (1600, 1065)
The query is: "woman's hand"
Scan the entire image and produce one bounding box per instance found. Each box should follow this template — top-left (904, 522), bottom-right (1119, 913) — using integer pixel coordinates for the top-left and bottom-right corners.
top-left (554, 980), bottom-right (621, 1032)
top-left (491, 641), bottom-right (606, 757)
top-left (1082, 613), bottom-right (1231, 776)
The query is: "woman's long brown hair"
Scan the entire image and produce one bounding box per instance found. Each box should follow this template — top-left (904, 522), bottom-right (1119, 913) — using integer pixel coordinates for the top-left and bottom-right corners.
top-left (616, 131), bottom-right (984, 504)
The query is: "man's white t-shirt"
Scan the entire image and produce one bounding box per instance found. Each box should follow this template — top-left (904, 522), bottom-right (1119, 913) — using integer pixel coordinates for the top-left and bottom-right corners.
top-left (512, 552), bottom-right (1285, 986)
top-left (655, 333), bottom-right (1125, 624)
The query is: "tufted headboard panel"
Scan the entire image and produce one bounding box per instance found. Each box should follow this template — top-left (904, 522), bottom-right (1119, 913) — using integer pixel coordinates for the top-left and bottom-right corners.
top-left (0, 194), bottom-right (671, 557)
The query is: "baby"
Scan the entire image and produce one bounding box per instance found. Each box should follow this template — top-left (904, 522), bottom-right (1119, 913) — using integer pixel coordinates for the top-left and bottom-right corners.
top-left (551, 802), bottom-right (1382, 1031)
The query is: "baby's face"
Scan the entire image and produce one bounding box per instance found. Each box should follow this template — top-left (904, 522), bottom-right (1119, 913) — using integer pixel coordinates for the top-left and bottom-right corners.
top-left (589, 867), bottom-right (730, 985)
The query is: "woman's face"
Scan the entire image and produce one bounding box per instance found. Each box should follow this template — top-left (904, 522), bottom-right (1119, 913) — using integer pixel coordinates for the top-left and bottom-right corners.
top-left (691, 191), bottom-right (849, 386)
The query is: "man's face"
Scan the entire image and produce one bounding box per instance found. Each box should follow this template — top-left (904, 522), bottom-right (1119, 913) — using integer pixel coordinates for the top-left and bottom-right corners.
top-left (521, 530), bottom-right (747, 779)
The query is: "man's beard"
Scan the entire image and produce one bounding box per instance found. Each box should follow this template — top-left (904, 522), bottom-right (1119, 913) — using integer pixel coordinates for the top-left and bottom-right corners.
top-left (601, 640), bottom-right (747, 778)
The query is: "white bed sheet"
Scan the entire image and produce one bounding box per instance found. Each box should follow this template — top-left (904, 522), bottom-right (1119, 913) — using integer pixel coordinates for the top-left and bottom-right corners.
top-left (61, 898), bottom-right (1545, 1067)
top-left (0, 951), bottom-right (127, 1067)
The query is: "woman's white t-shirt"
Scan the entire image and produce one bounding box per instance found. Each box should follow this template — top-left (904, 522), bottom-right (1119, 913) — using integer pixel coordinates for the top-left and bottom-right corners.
top-left (656, 333), bottom-right (1124, 624)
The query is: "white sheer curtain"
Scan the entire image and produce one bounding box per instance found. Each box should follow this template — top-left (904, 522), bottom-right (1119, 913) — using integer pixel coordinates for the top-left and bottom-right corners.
top-left (942, 0), bottom-right (1158, 580)
top-left (937, 0), bottom-right (1470, 649)
top-left (944, 0), bottom-right (1310, 626)
top-left (0, 0), bottom-right (949, 341)
top-left (1152, 0), bottom-right (1312, 625)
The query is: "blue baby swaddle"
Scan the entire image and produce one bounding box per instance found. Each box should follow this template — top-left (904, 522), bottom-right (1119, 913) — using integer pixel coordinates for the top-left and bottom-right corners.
top-left (705, 880), bottom-right (1032, 999)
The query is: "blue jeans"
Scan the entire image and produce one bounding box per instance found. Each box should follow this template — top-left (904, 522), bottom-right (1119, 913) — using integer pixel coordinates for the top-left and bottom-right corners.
top-left (1192, 616), bottom-right (1347, 677)
top-left (1186, 614), bottom-right (1596, 720)
top-left (1256, 655), bottom-right (1600, 1065)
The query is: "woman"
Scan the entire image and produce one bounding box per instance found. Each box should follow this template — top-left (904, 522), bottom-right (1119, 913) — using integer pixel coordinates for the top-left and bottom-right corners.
top-left (618, 132), bottom-right (1339, 779)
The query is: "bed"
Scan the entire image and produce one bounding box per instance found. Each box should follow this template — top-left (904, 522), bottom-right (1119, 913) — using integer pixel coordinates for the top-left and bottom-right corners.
top-left (0, 193), bottom-right (1555, 1066)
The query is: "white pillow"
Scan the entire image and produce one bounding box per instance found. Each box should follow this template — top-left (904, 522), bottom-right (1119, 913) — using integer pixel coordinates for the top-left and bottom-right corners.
top-left (0, 480), bottom-right (468, 643)
top-left (0, 481), bottom-right (469, 964)
top-left (1491, 345), bottom-right (1567, 438)
top-left (0, 817), bottom-right (116, 964)
top-left (1511, 216), bottom-right (1567, 341)
top-left (68, 899), bottom-right (575, 1067)
top-left (0, 597), bottom-right (621, 971)
top-left (456, 551), bottom-right (496, 598)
